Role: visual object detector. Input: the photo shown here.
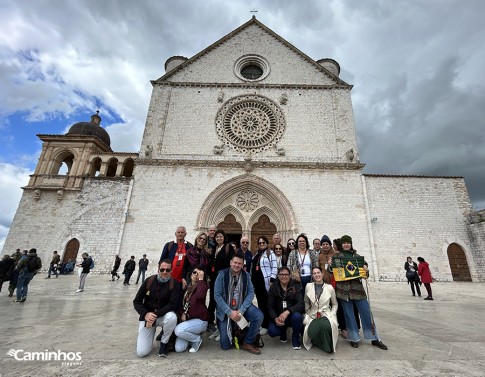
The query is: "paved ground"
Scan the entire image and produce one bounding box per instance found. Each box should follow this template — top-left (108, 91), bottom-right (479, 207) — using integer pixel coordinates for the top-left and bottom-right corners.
top-left (1, 273), bottom-right (484, 377)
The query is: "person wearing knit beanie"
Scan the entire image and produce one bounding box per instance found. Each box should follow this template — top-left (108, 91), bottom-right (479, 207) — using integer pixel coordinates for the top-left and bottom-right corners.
top-left (340, 235), bottom-right (352, 245)
top-left (320, 235), bottom-right (332, 246)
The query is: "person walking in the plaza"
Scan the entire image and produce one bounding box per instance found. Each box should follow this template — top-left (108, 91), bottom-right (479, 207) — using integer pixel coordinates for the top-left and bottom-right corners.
top-left (267, 266), bottom-right (304, 349)
top-left (0, 255), bottom-right (15, 293)
top-left (111, 254), bottom-right (121, 281)
top-left (123, 256), bottom-right (136, 286)
top-left (135, 254), bottom-right (149, 284)
top-left (330, 235), bottom-right (388, 350)
top-left (303, 267), bottom-right (338, 353)
top-left (133, 259), bottom-right (181, 358)
top-left (160, 226), bottom-right (193, 287)
top-left (214, 253), bottom-right (264, 354)
top-left (76, 253), bottom-right (92, 293)
top-left (404, 257), bottom-right (421, 297)
top-left (46, 250), bottom-right (61, 279)
top-left (15, 248), bottom-right (42, 302)
top-left (417, 257), bottom-right (433, 300)
top-left (174, 266), bottom-right (209, 353)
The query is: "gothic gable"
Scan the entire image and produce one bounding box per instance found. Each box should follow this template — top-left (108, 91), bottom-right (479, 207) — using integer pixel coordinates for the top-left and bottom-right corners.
top-left (155, 17), bottom-right (349, 87)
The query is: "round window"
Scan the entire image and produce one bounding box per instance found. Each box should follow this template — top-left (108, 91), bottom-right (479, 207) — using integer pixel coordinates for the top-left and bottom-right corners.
top-left (234, 55), bottom-right (270, 82)
top-left (241, 64), bottom-right (263, 80)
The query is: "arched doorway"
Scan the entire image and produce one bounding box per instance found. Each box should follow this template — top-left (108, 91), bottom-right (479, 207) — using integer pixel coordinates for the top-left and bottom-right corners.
top-left (251, 215), bottom-right (277, 252)
top-left (217, 214), bottom-right (242, 246)
top-left (447, 243), bottom-right (471, 281)
top-left (63, 238), bottom-right (80, 263)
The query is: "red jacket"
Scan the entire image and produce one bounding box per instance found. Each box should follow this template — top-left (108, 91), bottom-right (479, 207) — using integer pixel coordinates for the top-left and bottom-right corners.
top-left (418, 261), bottom-right (432, 284)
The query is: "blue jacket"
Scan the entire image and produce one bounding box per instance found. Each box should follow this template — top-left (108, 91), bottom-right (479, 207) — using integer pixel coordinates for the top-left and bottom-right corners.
top-left (214, 268), bottom-right (254, 321)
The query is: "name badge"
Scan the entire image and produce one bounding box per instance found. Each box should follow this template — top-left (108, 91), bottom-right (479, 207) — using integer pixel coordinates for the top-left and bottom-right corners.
top-left (316, 312), bottom-right (321, 318)
top-left (282, 301), bottom-right (287, 309)
top-left (178, 254), bottom-right (183, 261)
top-left (256, 265), bottom-right (259, 271)
top-left (231, 298), bottom-right (236, 307)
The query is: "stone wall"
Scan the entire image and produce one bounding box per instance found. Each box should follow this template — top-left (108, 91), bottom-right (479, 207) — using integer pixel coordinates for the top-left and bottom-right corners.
top-left (363, 175), bottom-right (478, 281)
top-left (1, 178), bottom-right (132, 273)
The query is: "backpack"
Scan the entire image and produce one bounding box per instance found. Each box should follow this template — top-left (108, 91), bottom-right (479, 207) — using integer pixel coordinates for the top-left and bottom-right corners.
top-left (27, 256), bottom-right (42, 273)
top-left (89, 258), bottom-right (95, 269)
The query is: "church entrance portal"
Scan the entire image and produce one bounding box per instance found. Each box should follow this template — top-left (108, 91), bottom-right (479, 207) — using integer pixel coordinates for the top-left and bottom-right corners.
top-left (251, 215), bottom-right (277, 251)
top-left (447, 243), bottom-right (471, 281)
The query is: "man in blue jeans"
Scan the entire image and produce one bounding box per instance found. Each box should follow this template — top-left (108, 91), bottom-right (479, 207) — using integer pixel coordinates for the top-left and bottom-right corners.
top-left (214, 253), bottom-right (263, 355)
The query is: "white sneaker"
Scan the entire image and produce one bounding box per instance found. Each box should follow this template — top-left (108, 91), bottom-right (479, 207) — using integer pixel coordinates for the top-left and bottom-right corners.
top-left (259, 327), bottom-right (268, 336)
top-left (76, 289), bottom-right (83, 293)
top-left (214, 334), bottom-right (220, 342)
top-left (189, 338), bottom-right (202, 353)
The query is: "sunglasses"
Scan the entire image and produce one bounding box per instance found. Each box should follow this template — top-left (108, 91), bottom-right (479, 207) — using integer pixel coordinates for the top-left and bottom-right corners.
top-left (241, 241), bottom-right (249, 244)
top-left (288, 242), bottom-right (295, 245)
top-left (198, 237), bottom-right (207, 241)
top-left (274, 248), bottom-right (282, 251)
top-left (192, 270), bottom-right (199, 275)
top-left (258, 241), bottom-right (266, 245)
top-left (159, 268), bottom-right (171, 272)
top-left (278, 273), bottom-right (290, 277)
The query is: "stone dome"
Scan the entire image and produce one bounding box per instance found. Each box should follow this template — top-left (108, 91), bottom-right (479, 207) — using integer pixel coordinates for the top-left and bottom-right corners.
top-left (67, 112), bottom-right (111, 147)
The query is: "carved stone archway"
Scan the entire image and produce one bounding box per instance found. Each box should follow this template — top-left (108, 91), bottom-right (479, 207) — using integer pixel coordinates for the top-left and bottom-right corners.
top-left (196, 174), bottom-right (298, 247)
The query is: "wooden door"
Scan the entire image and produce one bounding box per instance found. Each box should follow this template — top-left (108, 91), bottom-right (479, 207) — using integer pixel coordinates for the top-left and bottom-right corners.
top-left (63, 238), bottom-right (80, 262)
top-left (447, 243), bottom-right (471, 281)
top-left (217, 214), bottom-right (242, 247)
top-left (251, 215), bottom-right (277, 252)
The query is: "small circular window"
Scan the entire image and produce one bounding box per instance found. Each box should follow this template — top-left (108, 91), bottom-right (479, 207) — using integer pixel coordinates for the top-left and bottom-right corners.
top-left (241, 65), bottom-right (263, 79)
top-left (234, 55), bottom-right (270, 82)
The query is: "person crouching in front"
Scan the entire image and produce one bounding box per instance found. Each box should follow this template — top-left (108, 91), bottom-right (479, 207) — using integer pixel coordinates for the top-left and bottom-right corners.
top-left (133, 259), bottom-right (181, 357)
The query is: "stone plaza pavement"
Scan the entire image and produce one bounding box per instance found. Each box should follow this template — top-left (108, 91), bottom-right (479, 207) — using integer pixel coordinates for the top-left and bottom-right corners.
top-left (0, 274), bottom-right (484, 377)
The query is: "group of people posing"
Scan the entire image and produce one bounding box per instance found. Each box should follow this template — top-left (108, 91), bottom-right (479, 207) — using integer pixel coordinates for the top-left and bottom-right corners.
top-left (133, 226), bottom-right (389, 357)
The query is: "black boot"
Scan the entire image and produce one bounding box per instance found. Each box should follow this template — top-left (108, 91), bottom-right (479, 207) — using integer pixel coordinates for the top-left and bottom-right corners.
top-left (158, 341), bottom-right (168, 357)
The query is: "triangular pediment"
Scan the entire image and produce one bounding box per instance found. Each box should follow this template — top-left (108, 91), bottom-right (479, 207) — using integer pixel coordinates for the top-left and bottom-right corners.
top-left (154, 17), bottom-right (350, 87)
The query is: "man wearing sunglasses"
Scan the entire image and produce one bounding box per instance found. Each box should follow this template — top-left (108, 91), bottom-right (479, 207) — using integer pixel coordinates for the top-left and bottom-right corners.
top-left (133, 259), bottom-right (182, 358)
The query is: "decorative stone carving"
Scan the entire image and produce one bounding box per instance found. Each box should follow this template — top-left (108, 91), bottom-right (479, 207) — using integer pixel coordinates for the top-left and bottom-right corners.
top-left (57, 189), bottom-right (64, 202)
top-left (217, 91), bottom-right (224, 103)
top-left (33, 189), bottom-right (41, 200)
top-left (244, 158), bottom-right (254, 173)
top-left (213, 145), bottom-right (224, 155)
top-left (236, 190), bottom-right (259, 211)
top-left (346, 148), bottom-right (355, 162)
top-left (215, 94), bottom-right (286, 154)
top-left (275, 146), bottom-right (285, 156)
top-left (144, 145), bottom-right (153, 159)
top-left (279, 93), bottom-right (288, 105)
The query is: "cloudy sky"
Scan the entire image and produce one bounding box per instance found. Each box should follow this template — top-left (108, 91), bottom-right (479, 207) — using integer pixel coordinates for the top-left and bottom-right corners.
top-left (1, 0), bottom-right (484, 251)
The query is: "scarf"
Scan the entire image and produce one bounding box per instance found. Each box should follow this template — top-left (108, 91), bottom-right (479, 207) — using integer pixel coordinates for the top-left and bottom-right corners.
top-left (187, 246), bottom-right (211, 269)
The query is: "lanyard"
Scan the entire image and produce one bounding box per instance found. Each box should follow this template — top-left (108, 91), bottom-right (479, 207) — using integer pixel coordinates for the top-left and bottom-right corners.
top-left (298, 251), bottom-right (307, 270)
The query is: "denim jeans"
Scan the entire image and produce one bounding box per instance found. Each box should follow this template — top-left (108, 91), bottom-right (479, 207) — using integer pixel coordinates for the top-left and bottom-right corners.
top-left (136, 312), bottom-right (177, 357)
top-left (340, 298), bottom-right (379, 342)
top-left (268, 311), bottom-right (304, 347)
top-left (48, 264), bottom-right (58, 278)
top-left (217, 304), bottom-right (263, 350)
top-left (174, 319), bottom-right (208, 352)
top-left (135, 269), bottom-right (146, 284)
top-left (300, 275), bottom-right (311, 295)
top-left (16, 272), bottom-right (34, 300)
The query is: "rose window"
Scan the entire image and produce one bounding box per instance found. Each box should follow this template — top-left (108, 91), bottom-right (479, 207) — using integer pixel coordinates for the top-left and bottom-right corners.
top-left (236, 190), bottom-right (259, 212)
top-left (216, 95), bottom-right (286, 154)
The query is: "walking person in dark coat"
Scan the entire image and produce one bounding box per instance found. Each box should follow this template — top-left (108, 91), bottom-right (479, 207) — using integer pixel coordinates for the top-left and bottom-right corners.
top-left (135, 254), bottom-right (149, 284)
top-left (111, 255), bottom-right (121, 281)
top-left (404, 257), bottom-right (421, 297)
top-left (123, 256), bottom-right (136, 286)
top-left (0, 255), bottom-right (15, 293)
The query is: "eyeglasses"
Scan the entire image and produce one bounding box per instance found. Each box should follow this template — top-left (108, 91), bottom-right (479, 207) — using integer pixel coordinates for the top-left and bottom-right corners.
top-left (258, 241), bottom-right (266, 245)
top-left (278, 273), bottom-right (290, 277)
top-left (198, 237), bottom-right (207, 241)
top-left (159, 268), bottom-right (171, 272)
top-left (241, 241), bottom-right (249, 244)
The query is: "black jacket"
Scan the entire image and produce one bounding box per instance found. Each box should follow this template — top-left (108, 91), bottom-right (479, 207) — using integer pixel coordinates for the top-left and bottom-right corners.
top-left (268, 279), bottom-right (304, 319)
top-left (133, 275), bottom-right (181, 321)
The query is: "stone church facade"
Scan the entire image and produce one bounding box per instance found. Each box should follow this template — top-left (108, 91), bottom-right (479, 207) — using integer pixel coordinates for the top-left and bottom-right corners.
top-left (2, 17), bottom-right (484, 282)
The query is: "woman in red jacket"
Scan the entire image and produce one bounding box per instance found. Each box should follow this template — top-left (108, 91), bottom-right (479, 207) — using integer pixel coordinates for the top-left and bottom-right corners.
top-left (174, 267), bottom-right (209, 352)
top-left (417, 257), bottom-right (433, 301)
